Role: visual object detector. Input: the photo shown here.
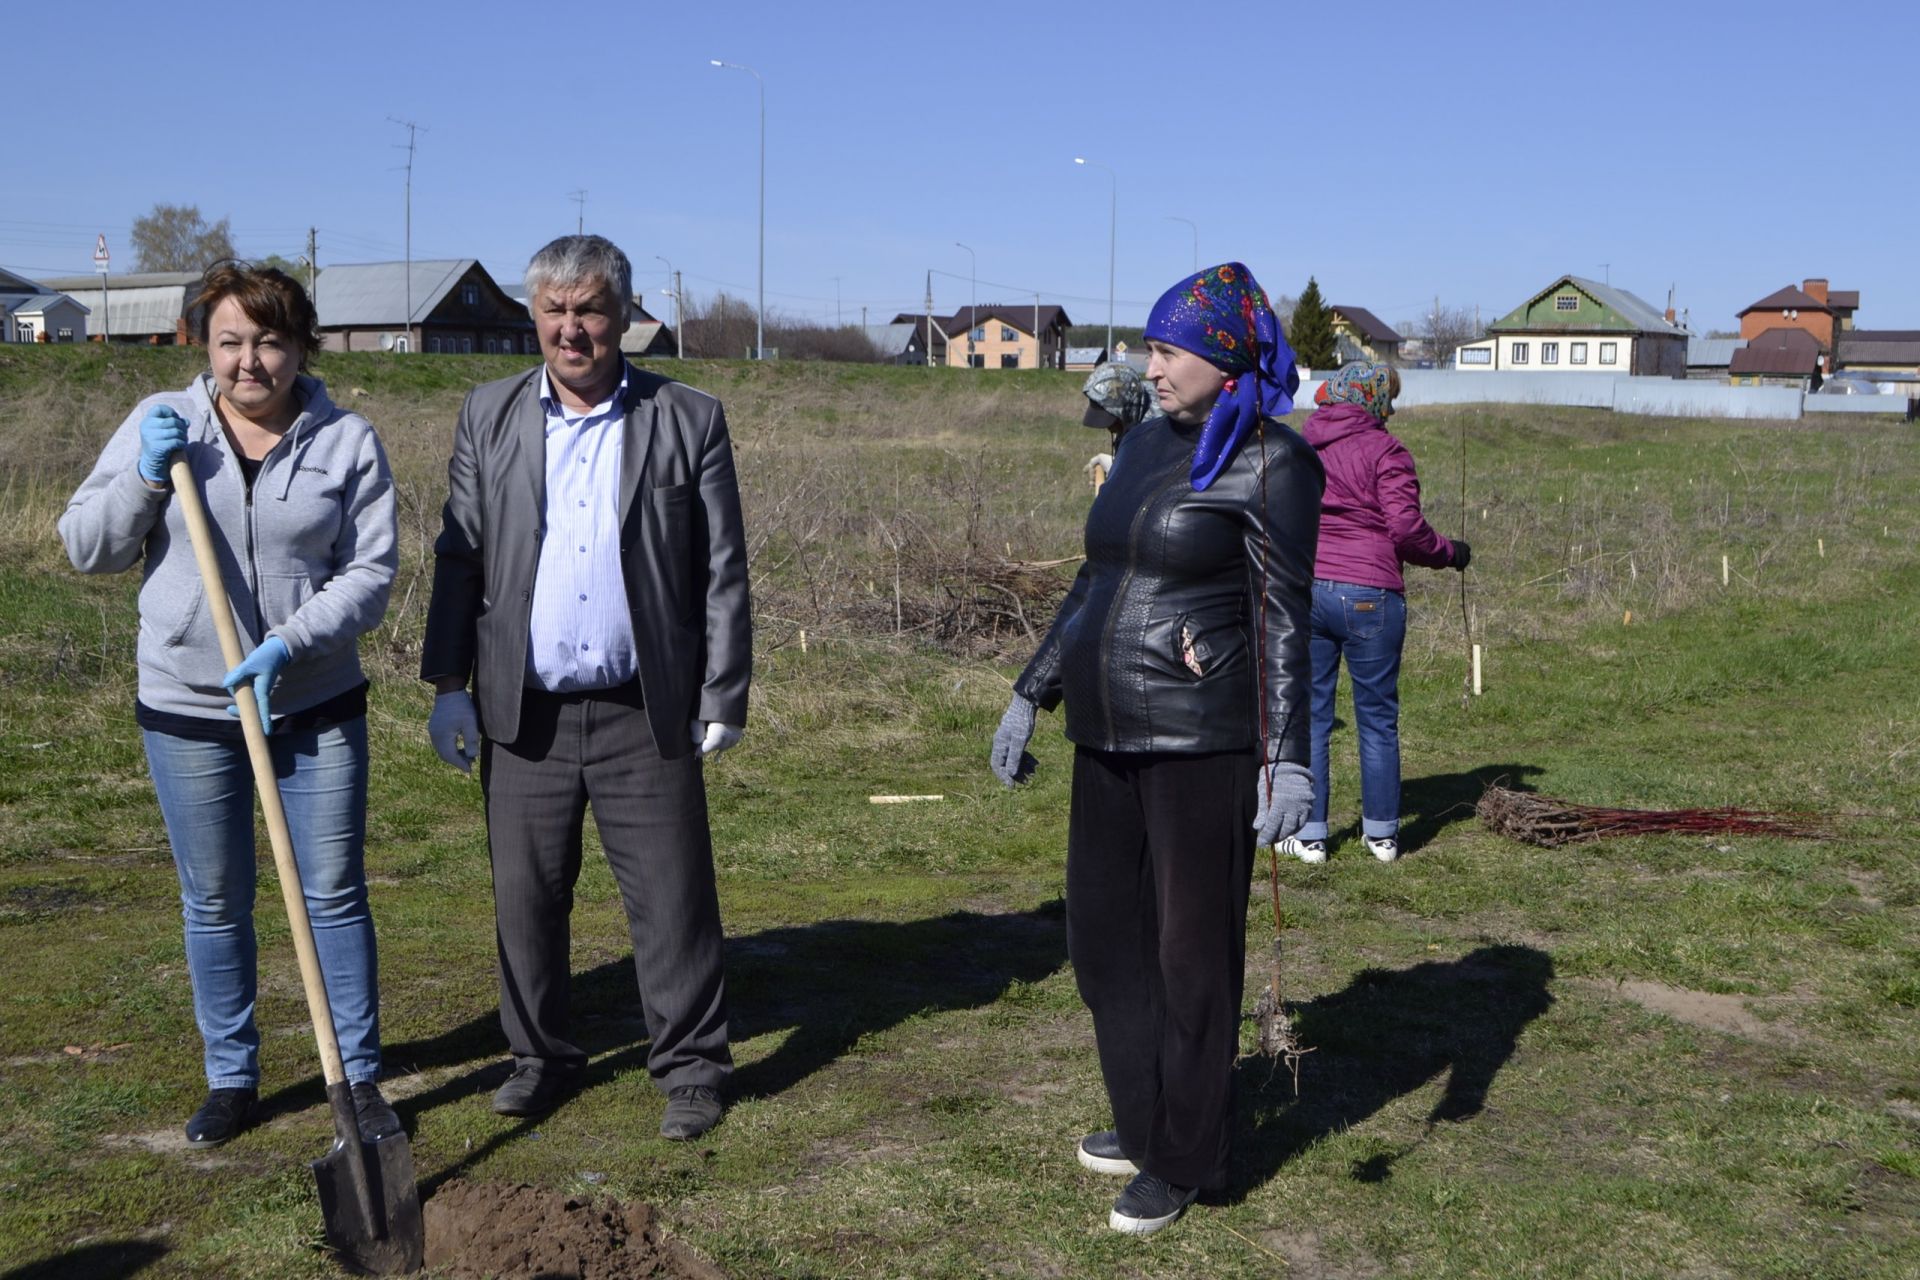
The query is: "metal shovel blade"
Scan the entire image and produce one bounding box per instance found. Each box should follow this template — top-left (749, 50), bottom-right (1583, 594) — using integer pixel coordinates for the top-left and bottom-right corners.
top-left (312, 1125), bottom-right (424, 1275)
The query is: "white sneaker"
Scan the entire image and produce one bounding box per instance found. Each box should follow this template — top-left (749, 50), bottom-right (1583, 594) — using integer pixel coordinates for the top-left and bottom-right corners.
top-left (1278, 836), bottom-right (1327, 864)
top-left (1365, 836), bottom-right (1400, 863)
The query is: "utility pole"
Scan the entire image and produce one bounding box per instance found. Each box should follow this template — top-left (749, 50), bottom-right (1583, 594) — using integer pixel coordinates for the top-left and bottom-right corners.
top-left (570, 189), bottom-right (587, 234)
top-left (306, 227), bottom-right (318, 305)
top-left (1034, 293), bottom-right (1041, 370)
top-left (674, 270), bottom-right (684, 359)
top-left (924, 270), bottom-right (935, 368)
top-left (389, 116), bottom-right (426, 352)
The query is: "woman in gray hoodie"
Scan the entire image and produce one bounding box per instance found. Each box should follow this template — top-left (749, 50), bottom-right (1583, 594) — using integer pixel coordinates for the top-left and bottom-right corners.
top-left (60, 262), bottom-right (401, 1149)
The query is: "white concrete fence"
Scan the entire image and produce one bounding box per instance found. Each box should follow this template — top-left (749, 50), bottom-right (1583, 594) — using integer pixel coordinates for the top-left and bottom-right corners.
top-left (1292, 370), bottom-right (1911, 422)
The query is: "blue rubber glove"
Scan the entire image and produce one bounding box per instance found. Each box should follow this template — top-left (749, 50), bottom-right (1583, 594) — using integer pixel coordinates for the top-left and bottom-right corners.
top-left (1253, 761), bottom-right (1313, 847)
top-left (137, 405), bottom-right (189, 485)
top-left (222, 636), bottom-right (291, 732)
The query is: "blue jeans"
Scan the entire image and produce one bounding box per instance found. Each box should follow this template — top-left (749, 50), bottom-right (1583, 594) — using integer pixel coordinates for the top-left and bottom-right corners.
top-left (142, 719), bottom-right (381, 1090)
top-left (1298, 581), bottom-right (1406, 843)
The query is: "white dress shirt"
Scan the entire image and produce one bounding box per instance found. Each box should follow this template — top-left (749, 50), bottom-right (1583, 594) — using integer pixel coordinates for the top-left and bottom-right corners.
top-left (525, 366), bottom-right (639, 691)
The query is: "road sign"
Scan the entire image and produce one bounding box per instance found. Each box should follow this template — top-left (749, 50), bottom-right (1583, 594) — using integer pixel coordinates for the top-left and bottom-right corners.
top-left (93, 235), bottom-right (110, 268)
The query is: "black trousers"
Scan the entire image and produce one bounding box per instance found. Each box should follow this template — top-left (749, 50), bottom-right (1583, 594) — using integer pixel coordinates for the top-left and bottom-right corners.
top-left (479, 682), bottom-right (731, 1090)
top-left (1067, 745), bottom-right (1256, 1190)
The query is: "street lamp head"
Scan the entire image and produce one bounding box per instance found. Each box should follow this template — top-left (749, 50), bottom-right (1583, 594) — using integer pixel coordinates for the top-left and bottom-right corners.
top-left (1074, 157), bottom-right (1087, 165)
top-left (709, 58), bottom-right (724, 66)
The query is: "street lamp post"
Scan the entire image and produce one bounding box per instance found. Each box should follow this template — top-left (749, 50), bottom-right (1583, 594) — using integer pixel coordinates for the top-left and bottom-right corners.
top-left (955, 242), bottom-right (976, 369)
top-left (710, 59), bottom-right (766, 360)
top-left (655, 255), bottom-right (682, 360)
top-left (1165, 215), bottom-right (1197, 274)
top-left (1074, 157), bottom-right (1116, 356)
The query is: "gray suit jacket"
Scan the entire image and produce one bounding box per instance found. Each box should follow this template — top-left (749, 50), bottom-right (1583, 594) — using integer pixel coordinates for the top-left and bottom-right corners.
top-left (420, 361), bottom-right (751, 756)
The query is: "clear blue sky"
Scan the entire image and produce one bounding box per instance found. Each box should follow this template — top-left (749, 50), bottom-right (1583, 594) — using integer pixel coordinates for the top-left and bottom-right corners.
top-left (8, 1), bottom-right (1917, 335)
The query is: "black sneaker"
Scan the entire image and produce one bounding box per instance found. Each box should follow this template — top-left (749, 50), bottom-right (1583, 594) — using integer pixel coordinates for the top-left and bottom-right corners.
top-left (1077, 1130), bottom-right (1138, 1176)
top-left (1109, 1172), bottom-right (1199, 1235)
top-left (660, 1084), bottom-right (723, 1140)
top-left (185, 1088), bottom-right (257, 1147)
top-left (351, 1082), bottom-right (405, 1142)
top-left (491, 1064), bottom-right (581, 1117)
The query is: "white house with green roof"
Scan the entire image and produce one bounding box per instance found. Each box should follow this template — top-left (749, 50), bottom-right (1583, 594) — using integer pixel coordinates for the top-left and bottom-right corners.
top-left (1453, 275), bottom-right (1688, 377)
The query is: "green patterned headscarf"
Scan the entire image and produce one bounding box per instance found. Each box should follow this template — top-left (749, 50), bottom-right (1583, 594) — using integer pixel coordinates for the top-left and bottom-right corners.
top-left (1313, 360), bottom-right (1395, 419)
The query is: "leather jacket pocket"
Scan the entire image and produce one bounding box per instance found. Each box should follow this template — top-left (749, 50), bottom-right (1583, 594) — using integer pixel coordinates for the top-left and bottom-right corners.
top-left (1173, 612), bottom-right (1248, 681)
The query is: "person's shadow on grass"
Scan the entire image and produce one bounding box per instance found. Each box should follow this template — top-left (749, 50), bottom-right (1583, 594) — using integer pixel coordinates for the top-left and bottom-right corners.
top-left (0, 1240), bottom-right (168, 1280)
top-left (1231, 944), bottom-right (1554, 1198)
top-left (310, 900), bottom-right (1070, 1190)
top-left (1384, 762), bottom-right (1547, 854)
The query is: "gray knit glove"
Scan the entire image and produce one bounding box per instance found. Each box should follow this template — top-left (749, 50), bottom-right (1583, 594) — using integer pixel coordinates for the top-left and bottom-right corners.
top-left (989, 694), bottom-right (1039, 787)
top-left (1253, 761), bottom-right (1313, 846)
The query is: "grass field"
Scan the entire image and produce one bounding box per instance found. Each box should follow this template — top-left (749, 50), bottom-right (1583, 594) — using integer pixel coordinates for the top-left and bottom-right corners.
top-left (1, 345), bottom-right (1916, 1278)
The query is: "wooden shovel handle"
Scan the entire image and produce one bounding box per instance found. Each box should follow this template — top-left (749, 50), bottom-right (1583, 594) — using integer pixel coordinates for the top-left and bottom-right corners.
top-left (167, 455), bottom-right (350, 1090)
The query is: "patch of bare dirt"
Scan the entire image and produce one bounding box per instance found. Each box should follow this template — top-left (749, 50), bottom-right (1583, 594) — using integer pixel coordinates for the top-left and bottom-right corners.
top-left (1246, 1227), bottom-right (1381, 1278)
top-left (423, 1179), bottom-right (726, 1279)
top-left (1846, 869), bottom-right (1884, 908)
top-left (1575, 978), bottom-right (1800, 1042)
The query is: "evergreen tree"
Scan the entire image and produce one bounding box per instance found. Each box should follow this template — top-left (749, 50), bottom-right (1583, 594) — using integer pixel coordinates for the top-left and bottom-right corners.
top-left (1287, 276), bottom-right (1338, 372)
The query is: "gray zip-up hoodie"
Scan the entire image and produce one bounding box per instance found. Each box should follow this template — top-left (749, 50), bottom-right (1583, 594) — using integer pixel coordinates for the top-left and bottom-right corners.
top-left (59, 372), bottom-right (398, 723)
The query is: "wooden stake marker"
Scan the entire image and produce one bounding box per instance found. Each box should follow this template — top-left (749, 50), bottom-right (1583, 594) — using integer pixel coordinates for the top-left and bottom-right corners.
top-left (1722, 555), bottom-right (1730, 587)
top-left (1471, 644), bottom-right (1483, 696)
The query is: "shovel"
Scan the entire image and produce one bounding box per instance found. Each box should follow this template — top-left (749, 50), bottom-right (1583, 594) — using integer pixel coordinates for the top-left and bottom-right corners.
top-left (169, 455), bottom-right (424, 1275)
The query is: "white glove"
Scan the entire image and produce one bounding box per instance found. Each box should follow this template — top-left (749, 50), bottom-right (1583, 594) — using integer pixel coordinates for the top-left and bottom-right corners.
top-left (429, 689), bottom-right (481, 773)
top-left (692, 721), bottom-right (744, 758)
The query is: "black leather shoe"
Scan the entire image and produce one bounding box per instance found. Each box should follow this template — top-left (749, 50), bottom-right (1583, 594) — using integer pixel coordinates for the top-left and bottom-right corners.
top-left (351, 1082), bottom-right (405, 1141)
top-left (185, 1088), bottom-right (257, 1147)
top-left (1109, 1172), bottom-right (1199, 1235)
top-left (1077, 1130), bottom-right (1138, 1176)
top-left (491, 1064), bottom-right (581, 1117)
top-left (660, 1085), bottom-right (723, 1140)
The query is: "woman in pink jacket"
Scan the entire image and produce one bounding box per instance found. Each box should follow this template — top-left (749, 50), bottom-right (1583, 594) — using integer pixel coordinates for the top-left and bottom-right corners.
top-left (1278, 362), bottom-right (1468, 864)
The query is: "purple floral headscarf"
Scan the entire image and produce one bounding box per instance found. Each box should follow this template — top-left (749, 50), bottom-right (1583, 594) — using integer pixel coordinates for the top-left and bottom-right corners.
top-left (1142, 262), bottom-right (1299, 490)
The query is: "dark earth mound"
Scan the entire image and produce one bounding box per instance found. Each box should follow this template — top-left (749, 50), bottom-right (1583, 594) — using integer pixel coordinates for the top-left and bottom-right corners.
top-left (423, 1180), bottom-right (727, 1279)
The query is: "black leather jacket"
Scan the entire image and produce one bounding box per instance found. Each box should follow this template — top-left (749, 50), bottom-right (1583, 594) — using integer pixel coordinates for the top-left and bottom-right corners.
top-left (1015, 414), bottom-right (1323, 761)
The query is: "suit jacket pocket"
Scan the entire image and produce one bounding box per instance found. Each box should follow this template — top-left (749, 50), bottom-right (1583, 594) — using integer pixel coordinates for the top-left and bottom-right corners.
top-left (648, 484), bottom-right (696, 622)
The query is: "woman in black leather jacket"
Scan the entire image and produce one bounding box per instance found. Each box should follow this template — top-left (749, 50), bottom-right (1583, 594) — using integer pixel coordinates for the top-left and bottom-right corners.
top-left (989, 263), bottom-right (1323, 1235)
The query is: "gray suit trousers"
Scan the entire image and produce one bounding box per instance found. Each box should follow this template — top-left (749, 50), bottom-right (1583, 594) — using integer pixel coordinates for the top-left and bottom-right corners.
top-left (479, 682), bottom-right (731, 1091)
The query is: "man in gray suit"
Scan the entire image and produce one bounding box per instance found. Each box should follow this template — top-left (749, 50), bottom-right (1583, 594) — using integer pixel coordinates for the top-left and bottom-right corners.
top-left (421, 234), bottom-right (748, 1140)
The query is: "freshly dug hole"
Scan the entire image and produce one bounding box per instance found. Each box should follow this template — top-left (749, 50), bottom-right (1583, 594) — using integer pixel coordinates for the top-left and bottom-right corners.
top-left (423, 1179), bottom-right (727, 1279)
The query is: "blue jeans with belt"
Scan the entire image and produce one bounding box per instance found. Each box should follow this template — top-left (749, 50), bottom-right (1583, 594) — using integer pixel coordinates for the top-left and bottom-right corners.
top-left (1297, 580), bottom-right (1407, 843)
top-left (142, 718), bottom-right (381, 1090)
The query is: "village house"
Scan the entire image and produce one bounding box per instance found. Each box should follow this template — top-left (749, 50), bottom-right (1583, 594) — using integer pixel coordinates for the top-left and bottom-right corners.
top-left (1834, 329), bottom-right (1920, 389)
top-left (896, 304), bottom-right (1072, 369)
top-left (316, 259), bottom-right (533, 354)
top-left (1737, 279), bottom-right (1857, 373)
top-left (1, 267), bottom-right (89, 343)
top-left (1453, 274), bottom-right (1688, 376)
top-left (1728, 327), bottom-right (1824, 390)
top-left (890, 312), bottom-right (950, 365)
top-left (1328, 306), bottom-right (1403, 365)
top-left (1686, 336), bottom-right (1745, 381)
top-left (38, 270), bottom-right (198, 344)
top-left (861, 323), bottom-right (930, 365)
